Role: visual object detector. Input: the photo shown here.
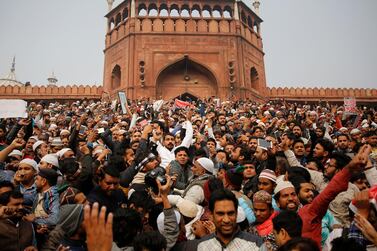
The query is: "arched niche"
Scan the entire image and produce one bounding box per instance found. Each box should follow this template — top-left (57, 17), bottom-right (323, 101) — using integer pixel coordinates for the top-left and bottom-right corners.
top-left (223, 6), bottom-right (232, 18)
top-left (123, 8), bottom-right (129, 21)
top-left (181, 4), bottom-right (190, 18)
top-left (213, 5), bottom-right (222, 18)
top-left (192, 5), bottom-right (201, 18)
top-left (159, 4), bottom-right (169, 17)
top-left (138, 4), bottom-right (147, 16)
top-left (250, 67), bottom-right (259, 89)
top-left (170, 4), bottom-right (180, 17)
top-left (148, 3), bottom-right (158, 17)
top-left (202, 5), bottom-right (212, 18)
top-left (115, 13), bottom-right (122, 26)
top-left (111, 65), bottom-right (121, 89)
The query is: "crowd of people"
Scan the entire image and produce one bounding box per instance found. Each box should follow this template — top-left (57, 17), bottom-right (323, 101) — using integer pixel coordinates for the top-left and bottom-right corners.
top-left (0, 97), bottom-right (376, 251)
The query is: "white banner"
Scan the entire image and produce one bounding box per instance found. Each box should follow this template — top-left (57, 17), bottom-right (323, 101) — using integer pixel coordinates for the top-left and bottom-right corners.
top-left (0, 99), bottom-right (28, 118)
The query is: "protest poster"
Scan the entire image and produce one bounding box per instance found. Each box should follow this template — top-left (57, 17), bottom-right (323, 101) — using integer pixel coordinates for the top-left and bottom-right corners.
top-left (0, 99), bottom-right (28, 118)
top-left (344, 97), bottom-right (356, 113)
top-left (153, 100), bottom-right (164, 112)
top-left (118, 91), bottom-right (127, 114)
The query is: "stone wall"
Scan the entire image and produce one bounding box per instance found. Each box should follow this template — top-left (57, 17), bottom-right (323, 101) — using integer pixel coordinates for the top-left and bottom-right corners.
top-left (267, 87), bottom-right (377, 103)
top-left (0, 85), bottom-right (103, 102)
top-left (0, 84), bottom-right (375, 103)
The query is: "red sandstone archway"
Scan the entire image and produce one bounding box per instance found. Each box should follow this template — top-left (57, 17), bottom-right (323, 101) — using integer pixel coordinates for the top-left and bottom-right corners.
top-left (156, 58), bottom-right (218, 100)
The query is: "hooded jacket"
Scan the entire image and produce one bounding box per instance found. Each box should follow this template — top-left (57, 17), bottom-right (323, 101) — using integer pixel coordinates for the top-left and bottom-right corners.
top-left (42, 204), bottom-right (85, 251)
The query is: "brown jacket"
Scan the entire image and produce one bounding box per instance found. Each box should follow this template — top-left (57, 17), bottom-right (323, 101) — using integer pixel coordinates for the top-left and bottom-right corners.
top-left (0, 219), bottom-right (34, 251)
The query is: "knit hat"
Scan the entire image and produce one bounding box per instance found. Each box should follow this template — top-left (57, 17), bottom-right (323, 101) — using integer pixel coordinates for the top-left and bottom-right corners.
top-left (157, 210), bottom-right (181, 233)
top-left (40, 154), bottom-right (59, 168)
top-left (19, 158), bottom-right (38, 171)
top-left (226, 170), bottom-right (243, 191)
top-left (32, 140), bottom-right (45, 152)
top-left (253, 190), bottom-right (272, 204)
top-left (38, 168), bottom-right (59, 186)
top-left (259, 169), bottom-right (277, 183)
top-left (57, 204), bottom-right (84, 237)
top-left (196, 157), bottom-right (215, 175)
top-left (274, 181), bottom-right (295, 195)
top-left (176, 199), bottom-right (198, 218)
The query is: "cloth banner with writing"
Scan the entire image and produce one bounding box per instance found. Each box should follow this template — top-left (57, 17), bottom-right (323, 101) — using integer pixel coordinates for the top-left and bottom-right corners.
top-left (174, 99), bottom-right (191, 108)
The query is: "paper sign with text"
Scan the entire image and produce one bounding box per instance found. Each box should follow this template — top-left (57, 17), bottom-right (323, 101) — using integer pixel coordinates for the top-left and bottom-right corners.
top-left (0, 99), bottom-right (28, 118)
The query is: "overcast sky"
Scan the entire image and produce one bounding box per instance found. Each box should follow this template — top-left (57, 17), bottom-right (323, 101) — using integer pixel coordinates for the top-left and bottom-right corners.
top-left (0, 0), bottom-right (376, 88)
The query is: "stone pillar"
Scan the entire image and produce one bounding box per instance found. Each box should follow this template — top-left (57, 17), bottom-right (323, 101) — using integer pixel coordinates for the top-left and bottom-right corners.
top-left (131, 0), bottom-right (136, 18)
top-left (234, 0), bottom-right (240, 20)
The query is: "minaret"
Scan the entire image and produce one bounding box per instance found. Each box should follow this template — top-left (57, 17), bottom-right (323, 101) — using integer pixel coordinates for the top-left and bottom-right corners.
top-left (7, 56), bottom-right (17, 80)
top-left (0, 56), bottom-right (24, 86)
top-left (107, 0), bottom-right (114, 12)
top-left (253, 0), bottom-right (261, 16)
top-left (234, 0), bottom-right (240, 20)
top-left (47, 71), bottom-right (58, 86)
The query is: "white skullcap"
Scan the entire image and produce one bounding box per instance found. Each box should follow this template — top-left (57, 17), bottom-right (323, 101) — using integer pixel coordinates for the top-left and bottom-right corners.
top-left (196, 157), bottom-right (215, 175)
top-left (339, 127), bottom-right (348, 132)
top-left (56, 148), bottom-right (73, 158)
top-left (32, 141), bottom-right (45, 152)
top-left (8, 150), bottom-right (22, 157)
top-left (40, 154), bottom-right (59, 168)
top-left (361, 119), bottom-right (368, 125)
top-left (29, 136), bottom-right (39, 141)
top-left (157, 210), bottom-right (181, 234)
top-left (274, 181), bottom-right (295, 195)
top-left (60, 129), bottom-right (70, 136)
top-left (350, 129), bottom-right (361, 135)
top-left (19, 158), bottom-right (38, 171)
top-left (51, 137), bottom-right (63, 146)
top-left (176, 199), bottom-right (199, 218)
top-left (49, 124), bottom-right (58, 130)
top-left (258, 122), bottom-right (266, 128)
top-left (263, 111), bottom-right (270, 116)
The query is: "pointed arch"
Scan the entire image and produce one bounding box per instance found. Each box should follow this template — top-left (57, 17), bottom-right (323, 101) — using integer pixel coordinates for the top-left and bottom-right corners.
top-left (111, 65), bottom-right (121, 89)
top-left (138, 4), bottom-right (147, 16)
top-left (156, 57), bottom-right (218, 99)
top-left (250, 67), bottom-right (259, 89)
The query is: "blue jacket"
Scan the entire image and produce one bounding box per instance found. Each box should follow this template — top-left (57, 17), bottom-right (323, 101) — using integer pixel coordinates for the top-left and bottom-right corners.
top-left (32, 186), bottom-right (60, 227)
